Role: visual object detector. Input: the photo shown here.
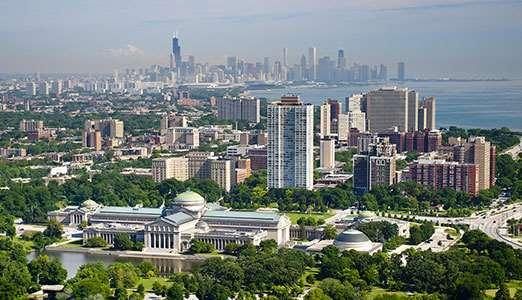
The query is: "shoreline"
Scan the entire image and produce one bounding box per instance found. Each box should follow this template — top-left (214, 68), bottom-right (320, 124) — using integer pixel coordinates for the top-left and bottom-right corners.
top-left (45, 245), bottom-right (212, 261)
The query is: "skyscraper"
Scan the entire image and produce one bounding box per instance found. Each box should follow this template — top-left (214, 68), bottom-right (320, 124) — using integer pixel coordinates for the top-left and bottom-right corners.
top-left (397, 62), bottom-right (405, 81)
top-left (365, 87), bottom-right (409, 132)
top-left (308, 47), bottom-right (317, 81)
top-left (320, 137), bottom-right (335, 169)
top-left (337, 49), bottom-right (346, 69)
top-left (407, 90), bottom-right (419, 132)
top-left (420, 97), bottom-right (436, 130)
top-left (282, 48), bottom-right (288, 67)
top-left (267, 95), bottom-right (314, 190)
top-left (320, 102), bottom-right (331, 137)
top-left (171, 34), bottom-right (181, 71)
top-left (353, 138), bottom-right (397, 195)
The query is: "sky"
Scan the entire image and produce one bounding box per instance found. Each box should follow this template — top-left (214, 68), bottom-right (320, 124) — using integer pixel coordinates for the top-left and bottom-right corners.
top-left (1, 0), bottom-right (522, 78)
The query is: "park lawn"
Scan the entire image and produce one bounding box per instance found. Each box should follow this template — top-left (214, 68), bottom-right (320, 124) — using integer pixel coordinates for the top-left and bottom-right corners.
top-left (300, 267), bottom-right (320, 287)
top-left (58, 239), bottom-right (84, 248)
top-left (137, 276), bottom-right (170, 291)
top-left (284, 211), bottom-right (334, 224)
top-left (365, 288), bottom-right (427, 299)
top-left (484, 280), bottom-right (522, 298)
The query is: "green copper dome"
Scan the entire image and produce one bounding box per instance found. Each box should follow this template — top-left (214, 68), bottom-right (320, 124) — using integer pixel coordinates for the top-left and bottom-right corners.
top-left (174, 190), bottom-right (205, 211)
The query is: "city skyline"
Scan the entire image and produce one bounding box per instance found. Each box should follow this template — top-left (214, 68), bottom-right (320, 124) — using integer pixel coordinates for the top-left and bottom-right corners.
top-left (1, 0), bottom-right (522, 78)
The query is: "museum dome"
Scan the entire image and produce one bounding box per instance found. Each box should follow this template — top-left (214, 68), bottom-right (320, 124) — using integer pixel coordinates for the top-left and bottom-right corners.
top-left (173, 190), bottom-right (206, 212)
top-left (81, 199), bottom-right (99, 210)
top-left (333, 229), bottom-right (373, 252)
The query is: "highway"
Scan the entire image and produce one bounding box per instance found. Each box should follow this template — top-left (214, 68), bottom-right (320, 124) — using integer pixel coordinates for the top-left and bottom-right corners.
top-left (502, 137), bottom-right (522, 159)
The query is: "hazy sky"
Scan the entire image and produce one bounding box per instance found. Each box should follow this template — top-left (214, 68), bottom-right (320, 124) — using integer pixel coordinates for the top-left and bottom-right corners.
top-left (1, 0), bottom-right (522, 78)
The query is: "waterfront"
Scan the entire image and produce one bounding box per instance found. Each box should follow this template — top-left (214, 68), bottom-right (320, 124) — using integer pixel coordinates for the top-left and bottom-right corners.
top-left (27, 250), bottom-right (203, 279)
top-left (248, 80), bottom-right (522, 131)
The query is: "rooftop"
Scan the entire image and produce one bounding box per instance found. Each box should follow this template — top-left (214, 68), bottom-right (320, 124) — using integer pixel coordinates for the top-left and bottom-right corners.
top-left (203, 210), bottom-right (281, 222)
top-left (97, 206), bottom-right (162, 216)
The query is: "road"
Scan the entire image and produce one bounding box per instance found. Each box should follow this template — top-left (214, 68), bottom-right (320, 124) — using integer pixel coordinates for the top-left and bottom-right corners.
top-left (470, 203), bottom-right (522, 249)
top-left (502, 137), bottom-right (522, 159)
top-left (407, 202), bottom-right (522, 250)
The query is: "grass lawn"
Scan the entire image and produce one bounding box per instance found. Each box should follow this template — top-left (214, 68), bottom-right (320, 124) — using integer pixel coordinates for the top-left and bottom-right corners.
top-left (365, 288), bottom-right (430, 299)
top-left (137, 276), bottom-right (170, 291)
top-left (485, 280), bottom-right (522, 298)
top-left (284, 211), bottom-right (334, 224)
top-left (58, 239), bottom-right (85, 248)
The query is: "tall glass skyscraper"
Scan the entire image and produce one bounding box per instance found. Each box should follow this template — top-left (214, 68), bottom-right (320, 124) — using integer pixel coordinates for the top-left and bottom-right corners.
top-left (170, 35), bottom-right (181, 71)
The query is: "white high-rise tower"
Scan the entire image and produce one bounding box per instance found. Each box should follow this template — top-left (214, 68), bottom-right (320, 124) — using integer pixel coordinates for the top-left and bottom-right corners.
top-left (267, 95), bottom-right (314, 190)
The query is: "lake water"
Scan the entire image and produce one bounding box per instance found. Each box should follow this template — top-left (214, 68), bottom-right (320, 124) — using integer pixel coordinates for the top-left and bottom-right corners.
top-left (248, 80), bottom-right (522, 131)
top-left (27, 251), bottom-right (202, 279)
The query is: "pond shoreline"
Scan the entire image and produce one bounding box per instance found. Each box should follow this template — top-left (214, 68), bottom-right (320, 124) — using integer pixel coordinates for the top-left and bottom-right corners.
top-left (45, 245), bottom-right (213, 261)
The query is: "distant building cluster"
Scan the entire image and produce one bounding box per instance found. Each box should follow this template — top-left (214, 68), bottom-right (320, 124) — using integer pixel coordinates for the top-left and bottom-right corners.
top-left (152, 152), bottom-right (251, 192)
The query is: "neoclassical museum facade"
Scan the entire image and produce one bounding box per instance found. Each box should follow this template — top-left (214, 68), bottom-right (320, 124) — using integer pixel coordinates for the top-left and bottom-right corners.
top-left (48, 190), bottom-right (291, 253)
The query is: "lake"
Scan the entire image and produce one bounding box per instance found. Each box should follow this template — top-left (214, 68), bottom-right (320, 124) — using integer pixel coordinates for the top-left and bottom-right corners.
top-left (27, 250), bottom-right (203, 279)
top-left (247, 80), bottom-right (522, 131)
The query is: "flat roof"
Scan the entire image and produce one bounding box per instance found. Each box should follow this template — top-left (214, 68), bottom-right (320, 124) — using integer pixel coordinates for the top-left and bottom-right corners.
top-left (97, 206), bottom-right (162, 216)
top-left (203, 210), bottom-right (281, 222)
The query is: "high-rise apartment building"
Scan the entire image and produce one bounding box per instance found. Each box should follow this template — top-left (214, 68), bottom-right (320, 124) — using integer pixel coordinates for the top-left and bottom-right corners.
top-left (19, 119), bottom-right (44, 132)
top-left (452, 136), bottom-right (495, 191)
top-left (152, 157), bottom-right (189, 182)
top-left (409, 160), bottom-right (479, 195)
top-left (160, 113), bottom-right (188, 134)
top-left (407, 90), bottom-right (419, 132)
top-left (267, 95), bottom-right (314, 190)
top-left (216, 96), bottom-right (260, 123)
top-left (165, 127), bottom-right (199, 149)
top-left (419, 97), bottom-right (436, 130)
top-left (320, 137), bottom-right (336, 169)
top-left (209, 158), bottom-right (232, 192)
top-left (327, 99), bottom-right (342, 134)
top-left (82, 129), bottom-right (102, 151)
top-left (187, 152), bottom-right (214, 179)
top-left (84, 118), bottom-right (124, 139)
top-left (353, 138), bottom-right (397, 195)
top-left (348, 111), bottom-right (367, 132)
top-left (345, 94), bottom-right (363, 113)
top-left (364, 87), bottom-right (409, 132)
top-left (320, 102), bottom-right (331, 137)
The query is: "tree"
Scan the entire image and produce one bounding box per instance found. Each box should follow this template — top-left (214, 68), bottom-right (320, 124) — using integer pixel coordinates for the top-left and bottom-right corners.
top-left (190, 240), bottom-right (215, 253)
top-left (43, 219), bottom-right (63, 240)
top-left (108, 262), bottom-right (139, 288)
top-left (136, 283), bottom-right (145, 295)
top-left (166, 283), bottom-right (185, 300)
top-left (323, 224), bottom-right (337, 240)
top-left (28, 255), bottom-right (67, 285)
top-left (112, 233), bottom-right (134, 250)
top-left (0, 215), bottom-right (15, 237)
top-left (114, 287), bottom-right (128, 300)
top-left (152, 280), bottom-right (167, 296)
top-left (71, 277), bottom-right (111, 300)
top-left (84, 236), bottom-right (107, 248)
top-left (305, 288), bottom-right (332, 300)
top-left (0, 259), bottom-right (32, 298)
top-left (224, 242), bottom-right (240, 255)
top-left (451, 273), bottom-right (484, 300)
top-left (199, 257), bottom-right (244, 291)
top-left (137, 261), bottom-right (156, 278)
top-left (259, 239), bottom-right (278, 253)
top-left (495, 284), bottom-right (511, 300)
top-left (515, 289), bottom-right (522, 300)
